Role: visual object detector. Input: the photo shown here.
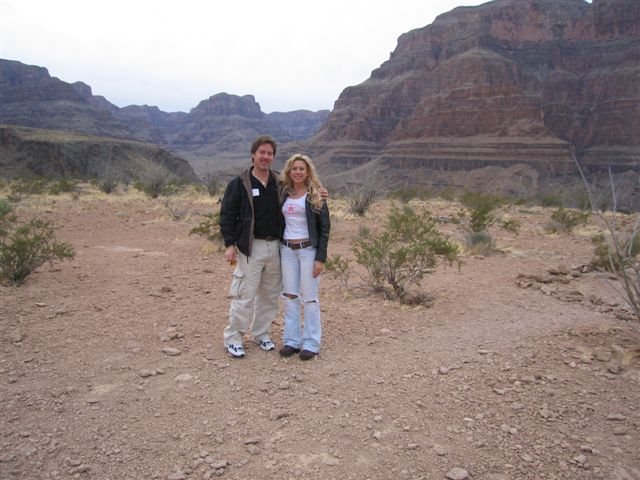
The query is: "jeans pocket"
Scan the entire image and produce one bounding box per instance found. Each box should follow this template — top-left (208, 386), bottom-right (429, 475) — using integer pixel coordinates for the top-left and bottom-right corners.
top-left (228, 270), bottom-right (245, 298)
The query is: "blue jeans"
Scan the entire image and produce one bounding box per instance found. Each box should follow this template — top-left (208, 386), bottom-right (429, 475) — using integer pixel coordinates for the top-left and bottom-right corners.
top-left (280, 244), bottom-right (322, 353)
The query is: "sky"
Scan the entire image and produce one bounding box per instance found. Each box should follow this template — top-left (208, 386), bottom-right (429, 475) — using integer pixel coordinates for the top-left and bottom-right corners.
top-left (2, 0), bottom-right (494, 114)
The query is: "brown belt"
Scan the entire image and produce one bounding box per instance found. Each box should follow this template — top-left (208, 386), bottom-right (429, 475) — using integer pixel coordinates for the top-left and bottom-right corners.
top-left (281, 239), bottom-right (312, 250)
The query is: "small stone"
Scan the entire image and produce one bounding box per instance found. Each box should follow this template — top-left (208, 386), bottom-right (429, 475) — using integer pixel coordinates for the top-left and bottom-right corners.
top-left (168, 472), bottom-right (187, 480)
top-left (175, 374), bottom-right (193, 382)
top-left (269, 410), bottom-right (290, 421)
top-left (161, 327), bottom-right (179, 342)
top-left (162, 347), bottom-right (181, 356)
top-left (438, 366), bottom-right (450, 375)
top-left (573, 454), bottom-right (587, 465)
top-left (433, 444), bottom-right (447, 456)
top-left (138, 369), bottom-right (156, 378)
top-left (607, 413), bottom-right (626, 421)
top-left (445, 467), bottom-right (469, 480)
top-left (246, 444), bottom-right (260, 455)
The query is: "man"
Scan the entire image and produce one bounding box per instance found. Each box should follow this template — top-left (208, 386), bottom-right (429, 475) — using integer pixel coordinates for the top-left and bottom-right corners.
top-left (219, 135), bottom-right (283, 358)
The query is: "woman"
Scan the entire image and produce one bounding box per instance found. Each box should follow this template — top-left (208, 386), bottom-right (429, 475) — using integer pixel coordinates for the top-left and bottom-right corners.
top-left (278, 154), bottom-right (330, 360)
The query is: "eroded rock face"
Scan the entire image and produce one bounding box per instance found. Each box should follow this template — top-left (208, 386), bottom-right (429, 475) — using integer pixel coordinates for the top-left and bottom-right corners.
top-left (0, 60), bottom-right (329, 175)
top-left (311, 0), bottom-right (639, 191)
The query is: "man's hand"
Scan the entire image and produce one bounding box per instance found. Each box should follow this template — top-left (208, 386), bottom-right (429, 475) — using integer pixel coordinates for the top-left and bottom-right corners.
top-left (319, 187), bottom-right (329, 199)
top-left (224, 245), bottom-right (237, 265)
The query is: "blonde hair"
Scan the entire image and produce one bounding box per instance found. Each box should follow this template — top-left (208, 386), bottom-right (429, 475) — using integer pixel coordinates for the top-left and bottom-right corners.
top-left (280, 154), bottom-right (324, 211)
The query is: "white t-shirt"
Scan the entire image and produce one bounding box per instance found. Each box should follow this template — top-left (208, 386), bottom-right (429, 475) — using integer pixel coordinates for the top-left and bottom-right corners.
top-left (282, 194), bottom-right (309, 240)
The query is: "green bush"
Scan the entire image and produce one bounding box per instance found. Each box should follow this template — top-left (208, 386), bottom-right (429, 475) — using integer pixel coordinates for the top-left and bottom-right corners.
top-left (353, 205), bottom-right (459, 304)
top-left (0, 210), bottom-right (75, 286)
top-left (99, 177), bottom-right (118, 194)
top-left (189, 212), bottom-right (222, 244)
top-left (324, 254), bottom-right (351, 290)
top-left (388, 186), bottom-right (432, 203)
top-left (48, 178), bottom-right (76, 195)
top-left (592, 232), bottom-right (640, 272)
top-left (10, 177), bottom-right (48, 197)
top-left (457, 192), bottom-right (508, 254)
top-left (135, 168), bottom-right (171, 198)
top-left (538, 192), bottom-right (565, 208)
top-left (546, 208), bottom-right (591, 233)
top-left (464, 231), bottom-right (494, 255)
top-left (203, 172), bottom-right (221, 197)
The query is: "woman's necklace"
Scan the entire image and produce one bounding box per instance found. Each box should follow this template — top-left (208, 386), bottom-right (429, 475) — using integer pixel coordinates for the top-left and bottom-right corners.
top-left (291, 187), bottom-right (307, 199)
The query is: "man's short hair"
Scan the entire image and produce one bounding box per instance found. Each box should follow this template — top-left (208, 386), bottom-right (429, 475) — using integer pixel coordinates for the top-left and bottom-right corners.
top-left (251, 135), bottom-right (277, 156)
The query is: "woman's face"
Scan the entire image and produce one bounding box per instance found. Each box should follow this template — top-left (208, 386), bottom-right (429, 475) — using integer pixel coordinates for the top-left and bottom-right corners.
top-left (289, 159), bottom-right (309, 185)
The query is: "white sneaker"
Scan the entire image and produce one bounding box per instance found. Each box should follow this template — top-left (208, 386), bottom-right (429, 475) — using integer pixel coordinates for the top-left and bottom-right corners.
top-left (257, 338), bottom-right (276, 351)
top-left (226, 344), bottom-right (245, 358)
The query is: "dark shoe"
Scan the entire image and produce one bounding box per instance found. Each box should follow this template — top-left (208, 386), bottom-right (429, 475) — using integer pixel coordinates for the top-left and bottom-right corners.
top-left (279, 345), bottom-right (300, 357)
top-left (299, 350), bottom-right (317, 361)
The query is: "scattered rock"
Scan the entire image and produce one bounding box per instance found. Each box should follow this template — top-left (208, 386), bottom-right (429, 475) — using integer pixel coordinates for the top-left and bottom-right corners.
top-left (445, 467), bottom-right (469, 480)
top-left (162, 347), bottom-right (182, 356)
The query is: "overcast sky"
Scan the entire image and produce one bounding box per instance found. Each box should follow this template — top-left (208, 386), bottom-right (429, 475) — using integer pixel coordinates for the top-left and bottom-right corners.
top-left (3, 0), bottom-right (494, 113)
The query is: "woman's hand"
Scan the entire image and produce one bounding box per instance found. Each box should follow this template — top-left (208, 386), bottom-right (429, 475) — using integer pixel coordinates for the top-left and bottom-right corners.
top-left (313, 261), bottom-right (324, 277)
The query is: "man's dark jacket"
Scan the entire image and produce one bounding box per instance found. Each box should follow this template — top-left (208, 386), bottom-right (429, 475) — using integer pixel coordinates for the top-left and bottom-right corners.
top-left (219, 167), bottom-right (281, 257)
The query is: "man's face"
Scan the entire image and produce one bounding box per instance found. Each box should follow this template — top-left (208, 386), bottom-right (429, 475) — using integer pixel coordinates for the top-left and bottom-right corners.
top-left (251, 143), bottom-right (274, 173)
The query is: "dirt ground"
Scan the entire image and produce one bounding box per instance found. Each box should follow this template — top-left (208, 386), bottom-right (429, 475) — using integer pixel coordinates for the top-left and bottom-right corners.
top-left (1, 189), bottom-right (639, 480)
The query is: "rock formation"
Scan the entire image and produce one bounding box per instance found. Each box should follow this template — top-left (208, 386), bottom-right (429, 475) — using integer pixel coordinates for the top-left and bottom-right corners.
top-left (0, 125), bottom-right (199, 183)
top-left (0, 60), bottom-right (329, 176)
top-left (304, 0), bottom-right (639, 204)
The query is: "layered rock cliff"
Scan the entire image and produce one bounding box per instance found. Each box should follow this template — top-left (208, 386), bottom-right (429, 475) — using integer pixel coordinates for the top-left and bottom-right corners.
top-left (0, 125), bottom-right (200, 182)
top-left (306, 0), bottom-right (639, 201)
top-left (0, 60), bottom-right (329, 176)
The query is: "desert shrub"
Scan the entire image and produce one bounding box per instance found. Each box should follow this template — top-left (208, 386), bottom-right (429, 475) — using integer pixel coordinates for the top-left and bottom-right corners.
top-left (99, 176), bottom-right (119, 194)
top-left (203, 172), bottom-right (221, 197)
top-left (347, 166), bottom-right (382, 216)
top-left (571, 149), bottom-right (639, 322)
top-left (0, 210), bottom-right (75, 286)
top-left (546, 208), bottom-right (591, 233)
top-left (500, 218), bottom-right (521, 234)
top-left (136, 167), bottom-right (170, 198)
top-left (538, 192), bottom-right (565, 208)
top-left (324, 253), bottom-right (351, 290)
top-left (438, 187), bottom-right (457, 202)
top-left (592, 231), bottom-right (640, 272)
top-left (9, 177), bottom-right (48, 197)
top-left (163, 199), bottom-right (190, 221)
top-left (189, 212), bottom-right (223, 245)
top-left (464, 231), bottom-right (494, 255)
top-left (458, 192), bottom-right (507, 253)
top-left (353, 205), bottom-right (459, 304)
top-left (388, 186), bottom-right (432, 203)
top-left (48, 178), bottom-right (76, 195)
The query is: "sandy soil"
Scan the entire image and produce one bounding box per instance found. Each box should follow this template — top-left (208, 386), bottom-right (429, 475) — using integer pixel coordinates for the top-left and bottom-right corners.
top-left (1, 190), bottom-right (639, 480)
